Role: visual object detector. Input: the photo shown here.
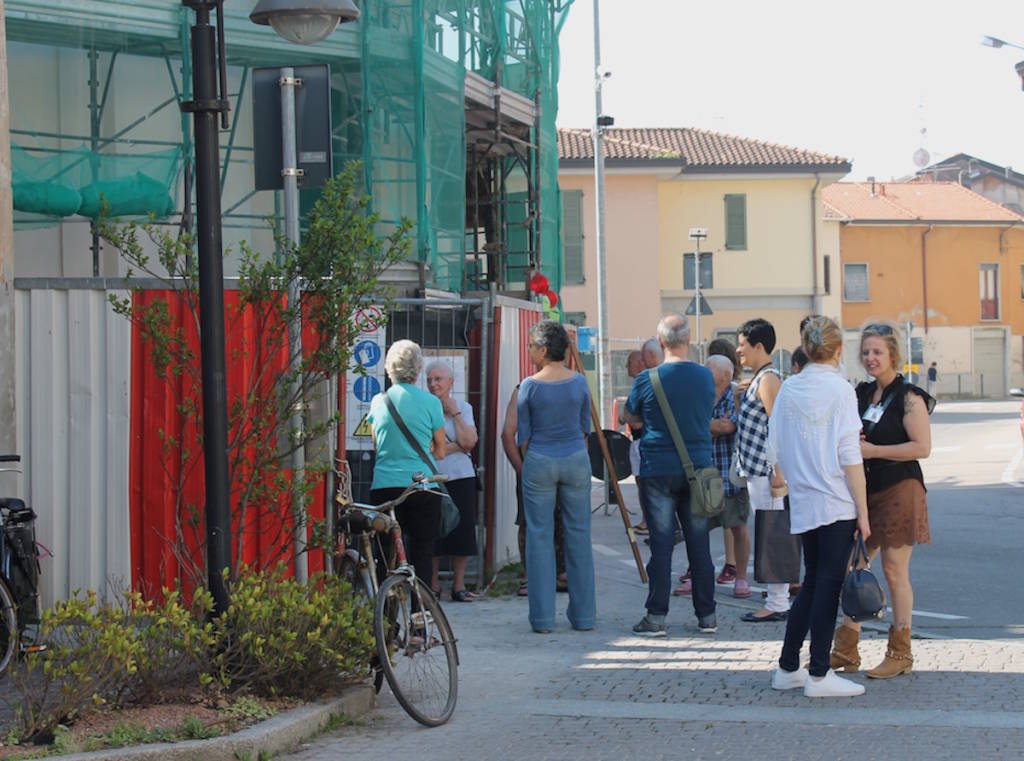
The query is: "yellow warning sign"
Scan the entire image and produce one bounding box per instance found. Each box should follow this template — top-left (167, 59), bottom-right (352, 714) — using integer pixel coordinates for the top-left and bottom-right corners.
top-left (353, 414), bottom-right (373, 437)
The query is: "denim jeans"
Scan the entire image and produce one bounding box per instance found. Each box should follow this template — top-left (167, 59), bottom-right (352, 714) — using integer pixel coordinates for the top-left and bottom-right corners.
top-left (521, 448), bottom-right (596, 631)
top-left (779, 518), bottom-right (856, 677)
top-left (643, 475), bottom-right (715, 622)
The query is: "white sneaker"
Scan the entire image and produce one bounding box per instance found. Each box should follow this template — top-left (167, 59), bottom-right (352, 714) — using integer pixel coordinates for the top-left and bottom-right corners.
top-left (803, 669), bottom-right (865, 697)
top-left (771, 666), bottom-right (808, 690)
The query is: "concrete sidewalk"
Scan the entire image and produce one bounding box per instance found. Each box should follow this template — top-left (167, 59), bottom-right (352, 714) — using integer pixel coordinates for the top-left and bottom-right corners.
top-left (284, 482), bottom-right (1024, 761)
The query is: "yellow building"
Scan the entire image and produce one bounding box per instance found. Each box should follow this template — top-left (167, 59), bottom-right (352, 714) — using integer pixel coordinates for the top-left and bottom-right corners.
top-left (557, 127), bottom-right (850, 385)
top-left (825, 181), bottom-right (1024, 396)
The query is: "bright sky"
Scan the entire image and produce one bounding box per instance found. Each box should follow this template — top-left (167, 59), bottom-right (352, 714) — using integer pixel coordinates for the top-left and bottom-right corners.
top-left (555, 1), bottom-right (1024, 181)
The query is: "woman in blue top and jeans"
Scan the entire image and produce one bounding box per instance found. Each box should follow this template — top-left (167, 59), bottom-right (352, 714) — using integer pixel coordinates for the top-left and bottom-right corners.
top-left (517, 320), bottom-right (595, 633)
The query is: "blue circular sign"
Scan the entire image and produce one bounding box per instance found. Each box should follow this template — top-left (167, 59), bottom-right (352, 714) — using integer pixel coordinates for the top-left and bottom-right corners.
top-left (354, 340), bottom-right (382, 369)
top-left (352, 375), bottom-right (381, 403)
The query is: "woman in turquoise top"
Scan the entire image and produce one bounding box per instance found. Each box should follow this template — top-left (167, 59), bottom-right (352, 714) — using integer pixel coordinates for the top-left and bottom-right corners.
top-left (517, 320), bottom-right (595, 633)
top-left (367, 339), bottom-right (446, 585)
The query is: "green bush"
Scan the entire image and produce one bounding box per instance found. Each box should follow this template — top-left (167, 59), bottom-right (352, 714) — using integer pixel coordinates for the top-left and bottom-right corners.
top-left (9, 588), bottom-right (213, 741)
top-left (207, 565), bottom-right (375, 699)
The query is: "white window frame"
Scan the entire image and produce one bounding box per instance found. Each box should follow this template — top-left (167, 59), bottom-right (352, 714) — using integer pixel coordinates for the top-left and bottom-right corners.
top-left (842, 262), bottom-right (870, 303)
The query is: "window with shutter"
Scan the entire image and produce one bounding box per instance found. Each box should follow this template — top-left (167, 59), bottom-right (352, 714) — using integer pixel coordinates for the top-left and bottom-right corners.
top-left (980, 263), bottom-right (999, 320)
top-left (562, 189), bottom-right (584, 284)
top-left (683, 253), bottom-right (713, 290)
top-left (724, 194), bottom-right (747, 250)
top-left (843, 263), bottom-right (869, 302)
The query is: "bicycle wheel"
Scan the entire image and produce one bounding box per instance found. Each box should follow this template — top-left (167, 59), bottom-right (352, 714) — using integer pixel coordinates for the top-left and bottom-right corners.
top-left (0, 578), bottom-right (19, 676)
top-left (374, 574), bottom-right (457, 726)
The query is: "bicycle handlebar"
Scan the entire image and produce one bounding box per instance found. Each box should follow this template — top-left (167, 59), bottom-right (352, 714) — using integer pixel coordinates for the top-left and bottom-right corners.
top-left (337, 473), bottom-right (449, 533)
top-left (0, 455), bottom-right (21, 463)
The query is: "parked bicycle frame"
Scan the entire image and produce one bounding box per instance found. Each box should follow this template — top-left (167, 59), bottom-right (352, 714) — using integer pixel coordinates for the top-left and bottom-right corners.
top-left (0, 454), bottom-right (48, 675)
top-left (333, 464), bottom-right (459, 727)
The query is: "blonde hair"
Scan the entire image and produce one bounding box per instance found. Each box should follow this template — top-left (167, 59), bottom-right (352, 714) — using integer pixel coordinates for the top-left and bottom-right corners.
top-left (859, 320), bottom-right (902, 370)
top-left (384, 339), bottom-right (423, 384)
top-left (801, 315), bottom-right (843, 362)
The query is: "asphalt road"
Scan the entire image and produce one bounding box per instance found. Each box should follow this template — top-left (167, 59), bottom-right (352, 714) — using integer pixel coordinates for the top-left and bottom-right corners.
top-left (904, 399), bottom-right (1024, 639)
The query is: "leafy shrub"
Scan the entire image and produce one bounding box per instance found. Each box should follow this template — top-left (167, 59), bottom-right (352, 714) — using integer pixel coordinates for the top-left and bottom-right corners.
top-left (207, 566), bottom-right (375, 699)
top-left (8, 588), bottom-right (213, 741)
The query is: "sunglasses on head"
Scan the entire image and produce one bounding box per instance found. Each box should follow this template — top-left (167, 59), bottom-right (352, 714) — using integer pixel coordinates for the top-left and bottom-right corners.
top-left (864, 323), bottom-right (894, 336)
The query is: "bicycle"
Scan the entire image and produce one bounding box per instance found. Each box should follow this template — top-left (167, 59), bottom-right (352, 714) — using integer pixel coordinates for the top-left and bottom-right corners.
top-left (0, 454), bottom-right (47, 676)
top-left (333, 466), bottom-right (458, 727)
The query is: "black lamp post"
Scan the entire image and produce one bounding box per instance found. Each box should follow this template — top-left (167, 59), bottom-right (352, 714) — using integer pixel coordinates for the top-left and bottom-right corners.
top-left (179, 0), bottom-right (359, 614)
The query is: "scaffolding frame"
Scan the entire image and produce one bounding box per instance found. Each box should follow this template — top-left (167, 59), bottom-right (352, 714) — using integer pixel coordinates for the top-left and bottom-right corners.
top-left (4, 0), bottom-right (574, 294)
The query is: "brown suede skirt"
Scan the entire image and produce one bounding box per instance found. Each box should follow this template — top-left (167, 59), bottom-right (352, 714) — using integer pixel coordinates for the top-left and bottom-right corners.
top-left (865, 478), bottom-right (931, 552)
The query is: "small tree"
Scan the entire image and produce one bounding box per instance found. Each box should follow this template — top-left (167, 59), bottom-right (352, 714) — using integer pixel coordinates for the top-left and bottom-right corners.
top-left (104, 162), bottom-right (411, 589)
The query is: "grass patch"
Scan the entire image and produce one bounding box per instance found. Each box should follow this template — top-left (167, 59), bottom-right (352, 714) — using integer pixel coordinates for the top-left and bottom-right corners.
top-left (483, 562), bottom-right (525, 597)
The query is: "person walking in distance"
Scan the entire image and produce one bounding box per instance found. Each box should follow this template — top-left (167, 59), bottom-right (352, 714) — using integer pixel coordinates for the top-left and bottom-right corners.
top-left (768, 316), bottom-right (872, 698)
top-left (704, 354), bottom-right (752, 599)
top-left (830, 321), bottom-right (934, 679)
top-left (735, 318), bottom-right (790, 623)
top-left (624, 314), bottom-right (717, 636)
top-left (927, 362), bottom-right (938, 396)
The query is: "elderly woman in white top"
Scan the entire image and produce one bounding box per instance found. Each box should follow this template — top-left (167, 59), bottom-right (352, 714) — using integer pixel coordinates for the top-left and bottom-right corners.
top-left (426, 361), bottom-right (480, 602)
top-left (767, 316), bottom-right (872, 698)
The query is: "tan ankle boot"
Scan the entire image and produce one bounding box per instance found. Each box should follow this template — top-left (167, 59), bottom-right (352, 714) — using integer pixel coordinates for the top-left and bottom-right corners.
top-left (829, 624), bottom-right (861, 673)
top-left (866, 626), bottom-right (913, 679)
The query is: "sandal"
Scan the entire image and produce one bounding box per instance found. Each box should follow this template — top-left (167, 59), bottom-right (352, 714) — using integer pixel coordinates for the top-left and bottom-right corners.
top-left (556, 575), bottom-right (569, 593)
top-left (431, 587), bottom-right (442, 598)
top-left (733, 580), bottom-right (752, 599)
top-left (450, 588), bottom-right (475, 602)
top-left (633, 523), bottom-right (649, 536)
top-left (517, 581), bottom-right (529, 597)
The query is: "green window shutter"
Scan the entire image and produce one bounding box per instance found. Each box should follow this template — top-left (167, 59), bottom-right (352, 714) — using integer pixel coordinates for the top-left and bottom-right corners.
top-left (724, 194), bottom-right (747, 250)
top-left (562, 189), bottom-right (584, 284)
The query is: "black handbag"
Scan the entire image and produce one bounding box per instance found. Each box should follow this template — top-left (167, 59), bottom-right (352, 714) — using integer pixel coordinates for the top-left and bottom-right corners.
top-left (753, 497), bottom-right (802, 583)
top-left (841, 534), bottom-right (887, 622)
top-left (382, 392), bottom-right (461, 538)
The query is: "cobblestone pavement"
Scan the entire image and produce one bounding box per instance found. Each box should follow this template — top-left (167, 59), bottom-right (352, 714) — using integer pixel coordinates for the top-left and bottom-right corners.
top-left (284, 483), bottom-right (1024, 761)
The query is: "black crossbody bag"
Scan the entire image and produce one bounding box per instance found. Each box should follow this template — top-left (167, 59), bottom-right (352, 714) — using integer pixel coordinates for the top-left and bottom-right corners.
top-left (383, 392), bottom-right (461, 537)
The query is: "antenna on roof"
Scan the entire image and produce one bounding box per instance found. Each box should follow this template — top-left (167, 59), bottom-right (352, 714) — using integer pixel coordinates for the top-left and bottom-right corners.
top-left (868, 176), bottom-right (876, 196)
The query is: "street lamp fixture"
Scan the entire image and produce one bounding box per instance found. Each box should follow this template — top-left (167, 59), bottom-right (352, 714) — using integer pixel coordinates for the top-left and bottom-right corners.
top-left (178, 0), bottom-right (357, 615)
top-left (982, 35), bottom-right (1024, 91)
top-left (250, 0), bottom-right (360, 45)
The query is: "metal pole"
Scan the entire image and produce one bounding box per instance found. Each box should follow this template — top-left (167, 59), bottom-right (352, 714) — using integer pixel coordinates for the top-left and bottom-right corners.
top-left (183, 0), bottom-right (232, 615)
top-left (592, 0), bottom-right (610, 427)
top-left (694, 237), bottom-right (702, 362)
top-left (280, 67), bottom-right (308, 585)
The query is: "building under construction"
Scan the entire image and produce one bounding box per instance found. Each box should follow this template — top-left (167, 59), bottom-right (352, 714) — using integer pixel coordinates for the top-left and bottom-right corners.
top-left (5, 0), bottom-right (573, 294)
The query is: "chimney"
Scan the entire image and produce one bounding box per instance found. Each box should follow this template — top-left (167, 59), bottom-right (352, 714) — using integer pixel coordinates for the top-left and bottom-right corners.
top-left (879, 183), bottom-right (885, 196)
top-left (868, 176), bottom-right (876, 196)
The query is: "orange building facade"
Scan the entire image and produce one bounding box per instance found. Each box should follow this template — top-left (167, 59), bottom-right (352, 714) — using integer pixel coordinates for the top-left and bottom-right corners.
top-left (826, 182), bottom-right (1024, 396)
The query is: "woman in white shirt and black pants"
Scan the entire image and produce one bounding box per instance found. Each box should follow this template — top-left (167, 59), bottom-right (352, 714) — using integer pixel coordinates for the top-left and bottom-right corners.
top-left (767, 316), bottom-right (872, 698)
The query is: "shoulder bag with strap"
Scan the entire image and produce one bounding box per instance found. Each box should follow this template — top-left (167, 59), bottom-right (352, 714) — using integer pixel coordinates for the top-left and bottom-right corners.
top-left (648, 365), bottom-right (725, 519)
top-left (382, 391), bottom-right (461, 537)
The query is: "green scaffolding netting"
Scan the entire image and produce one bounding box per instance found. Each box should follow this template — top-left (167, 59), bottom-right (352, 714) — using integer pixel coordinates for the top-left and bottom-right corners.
top-left (359, 0), bottom-right (574, 293)
top-left (10, 143), bottom-right (181, 225)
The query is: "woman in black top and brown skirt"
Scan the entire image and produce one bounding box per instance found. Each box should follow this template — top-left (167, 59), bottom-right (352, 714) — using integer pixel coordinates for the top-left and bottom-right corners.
top-left (830, 321), bottom-right (934, 679)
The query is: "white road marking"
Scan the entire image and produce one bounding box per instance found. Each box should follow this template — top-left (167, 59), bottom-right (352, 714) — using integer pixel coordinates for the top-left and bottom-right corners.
top-left (592, 543), bottom-right (622, 557)
top-left (930, 445), bottom-right (962, 453)
top-left (1001, 445), bottom-right (1024, 488)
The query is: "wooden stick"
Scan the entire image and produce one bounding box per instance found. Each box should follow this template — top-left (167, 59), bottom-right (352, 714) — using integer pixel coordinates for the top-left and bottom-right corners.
top-left (569, 342), bottom-right (648, 584)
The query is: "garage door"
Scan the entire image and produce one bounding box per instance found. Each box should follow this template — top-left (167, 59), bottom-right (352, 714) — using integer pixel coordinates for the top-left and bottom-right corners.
top-left (973, 332), bottom-right (1006, 397)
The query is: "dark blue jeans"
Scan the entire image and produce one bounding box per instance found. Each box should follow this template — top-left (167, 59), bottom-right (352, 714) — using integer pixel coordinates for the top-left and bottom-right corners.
top-left (643, 475), bottom-right (715, 622)
top-left (779, 518), bottom-right (856, 677)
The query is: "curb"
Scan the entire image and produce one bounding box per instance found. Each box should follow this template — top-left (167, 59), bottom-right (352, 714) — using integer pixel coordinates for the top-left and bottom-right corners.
top-left (53, 684), bottom-right (375, 761)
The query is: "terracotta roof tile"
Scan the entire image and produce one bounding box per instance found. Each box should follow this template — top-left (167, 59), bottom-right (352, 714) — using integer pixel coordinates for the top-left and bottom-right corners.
top-left (821, 182), bottom-right (1023, 223)
top-left (558, 127), bottom-right (849, 170)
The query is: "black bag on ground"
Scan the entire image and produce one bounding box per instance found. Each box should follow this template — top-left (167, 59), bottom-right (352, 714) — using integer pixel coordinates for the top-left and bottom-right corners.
top-left (841, 534), bottom-right (886, 622)
top-left (753, 497), bottom-right (802, 584)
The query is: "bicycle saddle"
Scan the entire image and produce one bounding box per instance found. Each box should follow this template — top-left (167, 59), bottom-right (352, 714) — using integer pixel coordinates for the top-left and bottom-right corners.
top-left (0, 498), bottom-right (27, 512)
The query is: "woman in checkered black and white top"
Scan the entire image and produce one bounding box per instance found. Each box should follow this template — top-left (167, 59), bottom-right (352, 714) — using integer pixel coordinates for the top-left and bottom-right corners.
top-left (735, 318), bottom-right (790, 623)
